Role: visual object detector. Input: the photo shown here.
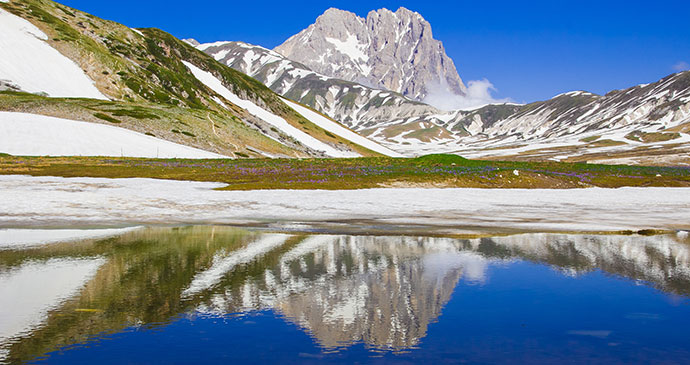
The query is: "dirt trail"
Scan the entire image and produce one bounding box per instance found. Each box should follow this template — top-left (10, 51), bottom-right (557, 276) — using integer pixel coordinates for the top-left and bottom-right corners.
top-left (207, 112), bottom-right (239, 151)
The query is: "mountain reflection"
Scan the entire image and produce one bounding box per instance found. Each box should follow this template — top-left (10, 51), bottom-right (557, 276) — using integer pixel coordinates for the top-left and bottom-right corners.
top-left (0, 227), bottom-right (689, 363)
top-left (189, 235), bottom-right (476, 351)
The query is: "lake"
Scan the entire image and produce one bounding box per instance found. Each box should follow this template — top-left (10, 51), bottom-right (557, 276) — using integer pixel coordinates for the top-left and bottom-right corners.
top-left (1, 226), bottom-right (689, 364)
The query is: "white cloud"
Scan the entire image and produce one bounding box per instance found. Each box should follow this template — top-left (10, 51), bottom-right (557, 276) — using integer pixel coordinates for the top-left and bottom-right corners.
top-left (672, 61), bottom-right (689, 72)
top-left (423, 78), bottom-right (512, 111)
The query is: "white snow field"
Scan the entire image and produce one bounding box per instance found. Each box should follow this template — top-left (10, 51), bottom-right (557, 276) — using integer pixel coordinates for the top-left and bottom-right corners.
top-left (0, 8), bottom-right (108, 100)
top-left (0, 112), bottom-right (226, 158)
top-left (0, 226), bottom-right (142, 250)
top-left (1, 175), bottom-right (689, 233)
top-left (282, 99), bottom-right (404, 157)
top-left (182, 61), bottom-right (359, 158)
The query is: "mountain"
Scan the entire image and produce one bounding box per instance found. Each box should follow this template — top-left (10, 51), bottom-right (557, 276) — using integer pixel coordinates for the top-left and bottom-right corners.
top-left (197, 41), bottom-right (442, 130)
top-left (201, 35), bottom-right (690, 164)
top-left (354, 72), bottom-right (690, 165)
top-left (442, 72), bottom-right (690, 164)
top-left (4, 0), bottom-right (687, 165)
top-left (0, 0), bottom-right (393, 159)
top-left (273, 7), bottom-right (466, 102)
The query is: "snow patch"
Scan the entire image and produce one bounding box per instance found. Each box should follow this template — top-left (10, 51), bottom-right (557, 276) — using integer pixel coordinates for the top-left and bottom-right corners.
top-left (325, 33), bottom-right (369, 63)
top-left (182, 61), bottom-right (357, 157)
top-left (0, 112), bottom-right (226, 158)
top-left (212, 49), bottom-right (231, 61)
top-left (282, 99), bottom-right (402, 157)
top-left (196, 41), bottom-right (231, 51)
top-left (0, 9), bottom-right (108, 99)
top-left (3, 175), bottom-right (690, 233)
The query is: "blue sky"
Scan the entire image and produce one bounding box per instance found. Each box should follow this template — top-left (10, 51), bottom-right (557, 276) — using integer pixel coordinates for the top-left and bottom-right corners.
top-left (58, 0), bottom-right (690, 103)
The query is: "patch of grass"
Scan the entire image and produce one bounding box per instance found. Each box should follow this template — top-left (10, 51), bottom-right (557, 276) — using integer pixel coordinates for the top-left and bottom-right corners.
top-left (413, 154), bottom-right (472, 166)
top-left (180, 131), bottom-right (195, 137)
top-left (0, 92), bottom-right (303, 159)
top-left (588, 139), bottom-right (627, 147)
top-left (580, 135), bottom-right (600, 143)
top-left (625, 131), bottom-right (681, 143)
top-left (93, 112), bottom-right (122, 124)
top-left (1, 154), bottom-right (688, 191)
top-left (111, 108), bottom-right (160, 120)
top-left (404, 127), bottom-right (452, 143)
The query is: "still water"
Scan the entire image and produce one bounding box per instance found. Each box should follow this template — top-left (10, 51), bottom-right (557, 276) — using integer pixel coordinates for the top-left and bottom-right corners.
top-left (1, 226), bottom-right (689, 364)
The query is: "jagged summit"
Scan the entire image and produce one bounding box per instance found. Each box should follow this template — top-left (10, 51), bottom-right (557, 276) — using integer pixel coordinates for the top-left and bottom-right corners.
top-left (273, 7), bottom-right (466, 101)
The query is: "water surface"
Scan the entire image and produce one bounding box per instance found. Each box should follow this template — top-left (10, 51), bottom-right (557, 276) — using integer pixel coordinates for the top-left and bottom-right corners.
top-left (1, 227), bottom-right (689, 364)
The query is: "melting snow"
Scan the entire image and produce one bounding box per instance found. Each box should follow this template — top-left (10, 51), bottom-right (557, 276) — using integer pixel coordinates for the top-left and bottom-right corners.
top-left (2, 175), bottom-right (690, 233)
top-left (212, 49), bottom-right (231, 61)
top-left (183, 61), bottom-right (357, 157)
top-left (283, 99), bottom-right (402, 157)
top-left (196, 41), bottom-right (231, 51)
top-left (0, 112), bottom-right (226, 158)
top-left (325, 33), bottom-right (369, 63)
top-left (0, 9), bottom-right (108, 99)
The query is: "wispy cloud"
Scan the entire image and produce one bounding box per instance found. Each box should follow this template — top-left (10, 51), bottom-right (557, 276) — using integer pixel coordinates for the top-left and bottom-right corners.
top-left (423, 79), bottom-right (513, 111)
top-left (672, 61), bottom-right (689, 72)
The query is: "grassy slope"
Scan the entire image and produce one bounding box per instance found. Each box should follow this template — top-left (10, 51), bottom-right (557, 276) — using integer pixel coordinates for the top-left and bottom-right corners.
top-left (1, 154), bottom-right (688, 190)
top-left (0, 0), bottom-right (380, 157)
top-left (0, 91), bottom-right (301, 158)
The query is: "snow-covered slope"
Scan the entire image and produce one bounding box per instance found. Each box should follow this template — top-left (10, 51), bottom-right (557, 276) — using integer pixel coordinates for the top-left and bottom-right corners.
top-left (199, 41), bottom-right (441, 131)
top-left (0, 0), bottom-right (384, 159)
top-left (0, 112), bottom-right (227, 158)
top-left (0, 8), bottom-right (107, 99)
top-left (183, 61), bottom-right (359, 158)
top-left (281, 99), bottom-right (403, 157)
top-left (436, 72), bottom-right (690, 163)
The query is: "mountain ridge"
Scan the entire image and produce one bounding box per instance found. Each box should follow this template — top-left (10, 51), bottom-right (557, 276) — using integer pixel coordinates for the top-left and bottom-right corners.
top-left (201, 35), bottom-right (690, 164)
top-left (273, 7), bottom-right (466, 102)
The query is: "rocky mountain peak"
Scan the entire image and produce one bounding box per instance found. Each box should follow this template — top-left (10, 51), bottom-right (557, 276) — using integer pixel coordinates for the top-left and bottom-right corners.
top-left (273, 7), bottom-right (466, 101)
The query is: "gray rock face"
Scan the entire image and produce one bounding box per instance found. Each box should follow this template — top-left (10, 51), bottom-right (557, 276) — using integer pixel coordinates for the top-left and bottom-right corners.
top-left (274, 7), bottom-right (466, 101)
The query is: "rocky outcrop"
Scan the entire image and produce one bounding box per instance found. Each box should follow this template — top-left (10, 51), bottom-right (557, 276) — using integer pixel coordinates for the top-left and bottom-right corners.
top-left (273, 7), bottom-right (466, 101)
